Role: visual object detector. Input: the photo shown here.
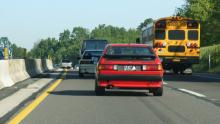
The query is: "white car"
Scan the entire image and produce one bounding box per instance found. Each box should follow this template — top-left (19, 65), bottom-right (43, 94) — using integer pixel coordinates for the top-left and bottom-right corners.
top-left (61, 59), bottom-right (72, 69)
top-left (74, 64), bottom-right (79, 71)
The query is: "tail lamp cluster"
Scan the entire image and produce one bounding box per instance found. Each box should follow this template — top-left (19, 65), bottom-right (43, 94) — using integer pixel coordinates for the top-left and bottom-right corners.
top-left (154, 42), bottom-right (166, 48)
top-left (98, 65), bottom-right (117, 71)
top-left (186, 42), bottom-right (198, 48)
top-left (142, 64), bottom-right (163, 71)
top-left (98, 64), bottom-right (163, 71)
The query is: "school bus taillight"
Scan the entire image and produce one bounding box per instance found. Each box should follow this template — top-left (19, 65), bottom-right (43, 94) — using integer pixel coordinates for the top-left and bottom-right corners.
top-left (186, 42), bottom-right (198, 48)
top-left (154, 42), bottom-right (166, 48)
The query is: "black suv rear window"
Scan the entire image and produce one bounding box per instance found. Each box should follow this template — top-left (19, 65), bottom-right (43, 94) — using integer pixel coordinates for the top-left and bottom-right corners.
top-left (105, 46), bottom-right (155, 60)
top-left (85, 41), bottom-right (107, 50)
top-left (83, 51), bottom-right (103, 59)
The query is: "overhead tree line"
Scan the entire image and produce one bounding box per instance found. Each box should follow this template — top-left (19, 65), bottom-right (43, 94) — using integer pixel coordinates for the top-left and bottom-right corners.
top-left (28, 25), bottom-right (140, 64)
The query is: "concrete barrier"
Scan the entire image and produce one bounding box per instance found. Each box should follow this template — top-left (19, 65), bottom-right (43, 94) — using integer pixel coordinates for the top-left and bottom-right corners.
top-left (46, 59), bottom-right (53, 70)
top-left (9, 59), bottom-right (30, 83)
top-left (25, 59), bottom-right (38, 77)
top-left (25, 59), bottom-right (43, 77)
top-left (42, 59), bottom-right (49, 72)
top-left (0, 60), bottom-right (14, 89)
top-left (0, 59), bottom-right (53, 90)
top-left (36, 59), bottom-right (44, 73)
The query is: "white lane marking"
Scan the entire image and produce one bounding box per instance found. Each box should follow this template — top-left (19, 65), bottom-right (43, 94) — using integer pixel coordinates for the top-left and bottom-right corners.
top-left (211, 99), bottom-right (219, 101)
top-left (178, 88), bottom-right (206, 98)
top-left (163, 82), bottom-right (168, 85)
top-left (193, 75), bottom-right (220, 80)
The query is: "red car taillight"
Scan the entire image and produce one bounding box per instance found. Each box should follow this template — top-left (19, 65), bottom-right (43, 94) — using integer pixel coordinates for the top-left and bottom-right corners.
top-left (142, 64), bottom-right (163, 71)
top-left (98, 65), bottom-right (117, 71)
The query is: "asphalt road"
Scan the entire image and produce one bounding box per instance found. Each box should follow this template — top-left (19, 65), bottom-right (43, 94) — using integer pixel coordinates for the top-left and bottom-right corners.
top-left (9, 70), bottom-right (220, 124)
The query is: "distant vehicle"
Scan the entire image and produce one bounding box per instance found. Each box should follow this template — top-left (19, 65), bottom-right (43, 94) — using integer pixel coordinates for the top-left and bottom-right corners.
top-left (61, 59), bottom-right (72, 69)
top-left (141, 16), bottom-right (200, 74)
top-left (74, 64), bottom-right (79, 71)
top-left (95, 44), bottom-right (164, 96)
top-left (80, 39), bottom-right (108, 56)
top-left (79, 50), bottom-right (103, 77)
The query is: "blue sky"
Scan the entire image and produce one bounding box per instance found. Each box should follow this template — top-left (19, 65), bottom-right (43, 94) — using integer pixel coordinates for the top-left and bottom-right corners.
top-left (0, 0), bottom-right (184, 50)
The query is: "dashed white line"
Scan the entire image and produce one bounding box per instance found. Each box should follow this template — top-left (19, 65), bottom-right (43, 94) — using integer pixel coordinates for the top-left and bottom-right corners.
top-left (178, 88), bottom-right (206, 98)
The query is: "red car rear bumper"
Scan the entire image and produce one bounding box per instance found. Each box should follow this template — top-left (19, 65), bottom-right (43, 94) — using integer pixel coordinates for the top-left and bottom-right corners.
top-left (98, 74), bottom-right (162, 81)
top-left (99, 80), bottom-right (162, 88)
top-left (97, 74), bottom-right (163, 88)
top-left (97, 68), bottom-right (163, 89)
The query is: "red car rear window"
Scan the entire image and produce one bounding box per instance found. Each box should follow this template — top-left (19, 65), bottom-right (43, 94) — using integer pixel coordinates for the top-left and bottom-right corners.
top-left (106, 46), bottom-right (153, 55)
top-left (105, 46), bottom-right (156, 60)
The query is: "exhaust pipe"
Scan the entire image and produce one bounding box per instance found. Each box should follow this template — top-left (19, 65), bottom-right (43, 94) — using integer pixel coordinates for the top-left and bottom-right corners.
top-left (107, 85), bottom-right (114, 89)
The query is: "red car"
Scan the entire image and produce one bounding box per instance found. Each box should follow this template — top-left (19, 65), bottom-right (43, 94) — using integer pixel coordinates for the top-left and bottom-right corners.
top-left (95, 44), bottom-right (164, 96)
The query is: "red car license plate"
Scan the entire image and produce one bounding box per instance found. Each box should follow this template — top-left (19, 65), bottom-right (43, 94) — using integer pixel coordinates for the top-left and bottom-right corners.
top-left (124, 65), bottom-right (136, 71)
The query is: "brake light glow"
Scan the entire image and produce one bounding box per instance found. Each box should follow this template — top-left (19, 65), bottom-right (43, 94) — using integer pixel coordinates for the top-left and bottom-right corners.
top-left (186, 42), bottom-right (198, 48)
top-left (142, 64), bottom-right (163, 71)
top-left (162, 42), bottom-right (167, 47)
top-left (154, 42), bottom-right (166, 48)
top-left (98, 65), bottom-right (117, 70)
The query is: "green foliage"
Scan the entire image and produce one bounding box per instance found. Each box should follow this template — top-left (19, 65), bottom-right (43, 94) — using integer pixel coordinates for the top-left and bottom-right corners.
top-left (28, 25), bottom-right (140, 64)
top-left (91, 24), bottom-right (140, 43)
top-left (176, 0), bottom-right (220, 46)
top-left (137, 18), bottom-right (154, 30)
top-left (193, 44), bottom-right (220, 73)
top-left (28, 27), bottom-right (89, 64)
top-left (176, 0), bottom-right (214, 21)
top-left (28, 38), bottom-right (58, 59)
top-left (11, 44), bottom-right (27, 59)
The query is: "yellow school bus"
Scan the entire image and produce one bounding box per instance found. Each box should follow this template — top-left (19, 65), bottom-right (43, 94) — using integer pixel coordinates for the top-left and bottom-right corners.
top-left (141, 16), bottom-right (200, 74)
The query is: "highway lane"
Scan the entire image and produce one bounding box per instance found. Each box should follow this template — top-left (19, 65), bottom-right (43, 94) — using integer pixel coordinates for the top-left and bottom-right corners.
top-left (6, 70), bottom-right (219, 124)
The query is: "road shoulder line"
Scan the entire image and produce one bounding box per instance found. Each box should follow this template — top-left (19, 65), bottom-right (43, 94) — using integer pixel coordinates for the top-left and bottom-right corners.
top-left (7, 72), bottom-right (66, 124)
